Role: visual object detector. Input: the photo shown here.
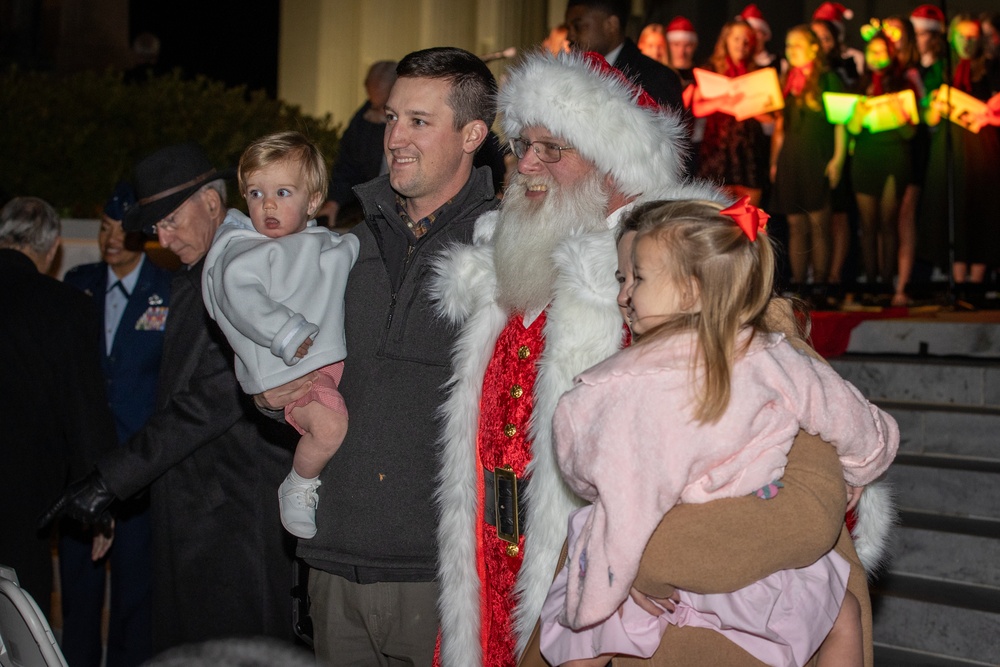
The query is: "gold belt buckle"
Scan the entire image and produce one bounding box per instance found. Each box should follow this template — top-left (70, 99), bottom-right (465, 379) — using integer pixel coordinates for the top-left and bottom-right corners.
top-left (493, 465), bottom-right (520, 545)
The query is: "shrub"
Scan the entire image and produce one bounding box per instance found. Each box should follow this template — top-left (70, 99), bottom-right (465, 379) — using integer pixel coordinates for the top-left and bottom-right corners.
top-left (0, 67), bottom-right (342, 217)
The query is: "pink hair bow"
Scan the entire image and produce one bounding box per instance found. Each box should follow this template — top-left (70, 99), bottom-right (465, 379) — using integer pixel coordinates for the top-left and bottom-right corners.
top-left (720, 196), bottom-right (769, 241)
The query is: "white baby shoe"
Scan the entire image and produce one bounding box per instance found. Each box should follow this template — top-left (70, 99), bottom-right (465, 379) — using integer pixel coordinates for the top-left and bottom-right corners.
top-left (278, 473), bottom-right (321, 539)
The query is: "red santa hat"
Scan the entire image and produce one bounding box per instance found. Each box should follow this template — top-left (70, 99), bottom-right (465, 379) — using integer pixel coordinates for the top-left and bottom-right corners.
top-left (739, 4), bottom-right (771, 41)
top-left (910, 5), bottom-right (945, 33)
top-left (499, 51), bottom-right (687, 198)
top-left (812, 2), bottom-right (855, 33)
top-left (666, 16), bottom-right (698, 44)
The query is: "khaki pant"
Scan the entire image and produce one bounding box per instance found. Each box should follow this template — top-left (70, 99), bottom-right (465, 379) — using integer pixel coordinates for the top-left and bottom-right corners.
top-left (309, 569), bottom-right (439, 666)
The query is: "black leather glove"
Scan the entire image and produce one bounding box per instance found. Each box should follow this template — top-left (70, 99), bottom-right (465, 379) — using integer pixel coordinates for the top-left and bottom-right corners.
top-left (39, 470), bottom-right (117, 529)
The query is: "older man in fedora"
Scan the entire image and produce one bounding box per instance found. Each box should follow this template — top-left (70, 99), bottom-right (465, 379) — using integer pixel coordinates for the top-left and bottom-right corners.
top-left (44, 143), bottom-right (298, 653)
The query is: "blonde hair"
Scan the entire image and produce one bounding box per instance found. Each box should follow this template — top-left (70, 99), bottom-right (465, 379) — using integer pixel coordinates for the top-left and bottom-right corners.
top-left (237, 131), bottom-right (328, 202)
top-left (626, 199), bottom-right (777, 423)
top-left (781, 25), bottom-right (826, 111)
top-left (709, 20), bottom-right (759, 73)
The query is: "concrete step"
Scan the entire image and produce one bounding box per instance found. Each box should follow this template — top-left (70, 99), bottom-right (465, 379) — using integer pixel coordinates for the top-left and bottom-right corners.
top-left (844, 318), bottom-right (1000, 358)
top-left (886, 526), bottom-right (1000, 591)
top-left (886, 465), bottom-right (1000, 522)
top-left (829, 355), bottom-right (1000, 408)
top-left (830, 348), bottom-right (1000, 664)
top-left (883, 405), bottom-right (1000, 460)
top-left (874, 643), bottom-right (1000, 666)
top-left (898, 508), bottom-right (1000, 540)
top-left (871, 596), bottom-right (1000, 664)
top-left (874, 572), bottom-right (1000, 617)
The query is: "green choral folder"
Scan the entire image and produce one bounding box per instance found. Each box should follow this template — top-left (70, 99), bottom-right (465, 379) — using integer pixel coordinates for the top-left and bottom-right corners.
top-left (822, 90), bottom-right (918, 133)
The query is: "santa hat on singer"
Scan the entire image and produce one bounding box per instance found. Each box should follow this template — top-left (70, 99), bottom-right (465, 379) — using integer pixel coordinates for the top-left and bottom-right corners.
top-left (500, 51), bottom-right (687, 198)
top-left (910, 5), bottom-right (946, 33)
top-left (812, 2), bottom-right (855, 37)
top-left (666, 16), bottom-right (698, 44)
top-left (739, 4), bottom-right (771, 41)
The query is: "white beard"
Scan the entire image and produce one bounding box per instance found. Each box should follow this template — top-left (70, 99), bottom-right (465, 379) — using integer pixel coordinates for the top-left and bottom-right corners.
top-left (494, 171), bottom-right (609, 313)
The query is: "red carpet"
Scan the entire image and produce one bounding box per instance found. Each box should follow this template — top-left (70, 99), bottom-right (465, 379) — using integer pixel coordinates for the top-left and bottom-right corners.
top-left (807, 306), bottom-right (1000, 358)
top-left (808, 307), bottom-right (910, 358)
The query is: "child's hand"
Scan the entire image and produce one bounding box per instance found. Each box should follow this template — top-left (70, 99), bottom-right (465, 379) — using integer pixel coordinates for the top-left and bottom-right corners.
top-left (846, 484), bottom-right (863, 513)
top-left (628, 586), bottom-right (678, 616)
top-left (295, 337), bottom-right (313, 360)
top-left (968, 110), bottom-right (988, 133)
top-left (254, 372), bottom-right (319, 410)
top-left (825, 157), bottom-right (844, 189)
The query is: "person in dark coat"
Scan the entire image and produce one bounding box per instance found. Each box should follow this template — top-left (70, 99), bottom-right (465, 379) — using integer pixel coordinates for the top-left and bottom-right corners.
top-left (565, 0), bottom-right (685, 112)
top-left (42, 145), bottom-right (298, 653)
top-left (0, 196), bottom-right (116, 618)
top-left (57, 182), bottom-right (172, 667)
top-left (318, 60), bottom-right (397, 228)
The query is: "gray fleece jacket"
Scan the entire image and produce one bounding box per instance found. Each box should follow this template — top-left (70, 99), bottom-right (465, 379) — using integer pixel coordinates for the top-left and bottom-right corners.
top-left (202, 209), bottom-right (360, 394)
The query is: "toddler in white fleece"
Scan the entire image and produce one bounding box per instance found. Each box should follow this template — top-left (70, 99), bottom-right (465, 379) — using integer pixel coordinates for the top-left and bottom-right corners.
top-left (203, 131), bottom-right (359, 539)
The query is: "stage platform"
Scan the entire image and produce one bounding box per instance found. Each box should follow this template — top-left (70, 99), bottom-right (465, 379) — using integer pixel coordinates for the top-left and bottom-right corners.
top-left (810, 306), bottom-right (1000, 359)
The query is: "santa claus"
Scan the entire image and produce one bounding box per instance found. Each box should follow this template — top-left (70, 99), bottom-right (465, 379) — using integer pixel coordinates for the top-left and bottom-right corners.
top-left (432, 51), bottom-right (892, 667)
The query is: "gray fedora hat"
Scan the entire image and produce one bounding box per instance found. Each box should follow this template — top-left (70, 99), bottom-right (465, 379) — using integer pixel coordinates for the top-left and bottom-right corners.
top-left (123, 142), bottom-right (233, 234)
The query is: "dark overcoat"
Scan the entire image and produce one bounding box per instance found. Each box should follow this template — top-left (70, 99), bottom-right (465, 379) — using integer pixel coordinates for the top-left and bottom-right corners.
top-left (613, 37), bottom-right (685, 111)
top-left (0, 248), bottom-right (116, 615)
top-left (96, 258), bottom-right (297, 651)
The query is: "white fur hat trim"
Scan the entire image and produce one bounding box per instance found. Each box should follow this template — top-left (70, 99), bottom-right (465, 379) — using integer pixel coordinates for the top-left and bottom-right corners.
top-left (499, 51), bottom-right (687, 199)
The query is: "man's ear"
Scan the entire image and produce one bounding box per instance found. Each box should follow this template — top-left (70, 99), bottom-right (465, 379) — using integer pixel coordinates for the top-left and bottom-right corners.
top-left (605, 12), bottom-right (621, 38)
top-left (604, 175), bottom-right (634, 217)
top-left (42, 237), bottom-right (61, 274)
top-left (202, 187), bottom-right (223, 215)
top-left (462, 120), bottom-right (488, 155)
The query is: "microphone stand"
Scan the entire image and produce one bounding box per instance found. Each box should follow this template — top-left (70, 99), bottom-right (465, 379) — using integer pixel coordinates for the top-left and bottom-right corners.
top-left (940, 0), bottom-right (960, 308)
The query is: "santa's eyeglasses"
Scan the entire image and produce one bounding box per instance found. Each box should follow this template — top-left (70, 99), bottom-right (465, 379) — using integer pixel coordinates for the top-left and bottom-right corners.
top-left (509, 138), bottom-right (575, 163)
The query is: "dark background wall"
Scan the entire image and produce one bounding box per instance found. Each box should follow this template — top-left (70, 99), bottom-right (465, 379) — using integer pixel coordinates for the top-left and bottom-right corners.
top-left (0, 0), bottom-right (280, 97)
top-left (129, 0), bottom-right (280, 97)
top-left (2, 0), bottom-right (996, 99)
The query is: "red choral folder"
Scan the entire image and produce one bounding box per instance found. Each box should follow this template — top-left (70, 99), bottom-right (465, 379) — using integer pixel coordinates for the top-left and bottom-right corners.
top-left (691, 68), bottom-right (784, 121)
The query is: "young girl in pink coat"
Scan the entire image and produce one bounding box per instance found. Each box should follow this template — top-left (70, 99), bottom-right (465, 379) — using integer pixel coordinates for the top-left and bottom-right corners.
top-left (540, 198), bottom-right (899, 667)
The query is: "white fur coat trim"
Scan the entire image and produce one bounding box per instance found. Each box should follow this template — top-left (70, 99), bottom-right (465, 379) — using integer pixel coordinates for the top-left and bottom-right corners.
top-left (852, 478), bottom-right (896, 575)
top-left (431, 218), bottom-right (624, 665)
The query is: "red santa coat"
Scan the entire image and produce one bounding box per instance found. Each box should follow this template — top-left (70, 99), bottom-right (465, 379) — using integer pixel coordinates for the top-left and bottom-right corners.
top-left (432, 211), bottom-right (626, 665)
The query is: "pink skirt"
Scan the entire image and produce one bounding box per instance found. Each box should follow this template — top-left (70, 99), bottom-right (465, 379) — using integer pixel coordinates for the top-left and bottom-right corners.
top-left (540, 505), bottom-right (850, 666)
top-left (284, 361), bottom-right (347, 435)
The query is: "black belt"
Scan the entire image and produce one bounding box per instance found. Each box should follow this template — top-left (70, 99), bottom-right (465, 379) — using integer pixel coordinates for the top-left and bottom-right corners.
top-left (483, 466), bottom-right (529, 544)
